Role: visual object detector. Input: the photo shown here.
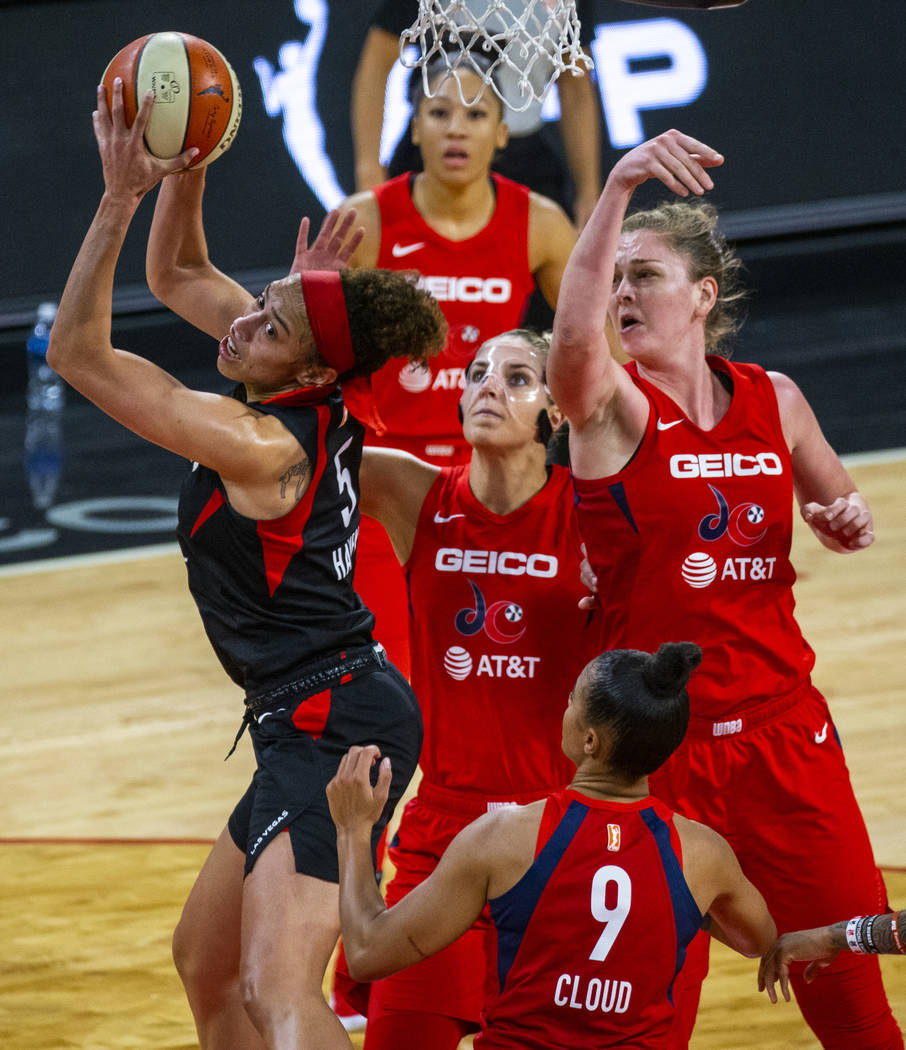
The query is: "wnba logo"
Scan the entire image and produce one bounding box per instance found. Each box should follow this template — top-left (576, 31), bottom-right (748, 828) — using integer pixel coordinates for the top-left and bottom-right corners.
top-left (607, 823), bottom-right (621, 852)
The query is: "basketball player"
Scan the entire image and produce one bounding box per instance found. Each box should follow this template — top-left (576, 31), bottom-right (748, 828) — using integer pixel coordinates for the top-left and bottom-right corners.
top-left (547, 128), bottom-right (901, 1048)
top-left (326, 642), bottom-right (777, 1050)
top-left (333, 53), bottom-right (578, 677)
top-left (351, 0), bottom-right (601, 227)
top-left (760, 911), bottom-right (906, 1004)
top-left (330, 328), bottom-right (604, 1048)
top-left (51, 83), bottom-right (446, 1050)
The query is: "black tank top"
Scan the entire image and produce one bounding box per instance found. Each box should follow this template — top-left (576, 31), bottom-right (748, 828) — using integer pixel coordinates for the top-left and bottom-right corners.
top-left (177, 386), bottom-right (375, 696)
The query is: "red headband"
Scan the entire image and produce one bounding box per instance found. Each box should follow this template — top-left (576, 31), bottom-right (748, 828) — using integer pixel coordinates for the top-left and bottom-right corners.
top-left (298, 270), bottom-right (387, 436)
top-left (299, 270), bottom-right (355, 374)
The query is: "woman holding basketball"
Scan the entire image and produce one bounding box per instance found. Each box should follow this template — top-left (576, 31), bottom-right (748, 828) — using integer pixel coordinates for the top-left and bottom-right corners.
top-left (49, 82), bottom-right (445, 1050)
top-left (547, 129), bottom-right (900, 1048)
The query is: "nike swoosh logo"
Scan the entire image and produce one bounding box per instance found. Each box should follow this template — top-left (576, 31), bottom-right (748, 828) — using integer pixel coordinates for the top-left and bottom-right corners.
top-left (392, 242), bottom-right (425, 258)
top-left (814, 722), bottom-right (828, 744)
top-left (434, 512), bottom-right (465, 524)
top-left (656, 419), bottom-right (683, 431)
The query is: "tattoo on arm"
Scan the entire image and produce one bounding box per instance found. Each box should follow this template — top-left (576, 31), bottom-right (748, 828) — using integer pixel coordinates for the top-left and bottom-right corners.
top-left (868, 914), bottom-right (897, 955)
top-left (829, 920), bottom-right (848, 952)
top-left (279, 458), bottom-right (312, 502)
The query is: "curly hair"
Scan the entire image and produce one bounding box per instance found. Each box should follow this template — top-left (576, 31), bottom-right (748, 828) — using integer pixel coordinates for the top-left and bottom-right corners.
top-left (622, 202), bottom-right (748, 357)
top-left (581, 642), bottom-right (702, 779)
top-left (339, 269), bottom-right (447, 379)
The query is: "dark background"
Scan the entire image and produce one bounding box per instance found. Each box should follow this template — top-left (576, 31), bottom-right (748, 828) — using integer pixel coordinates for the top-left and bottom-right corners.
top-left (1, 0), bottom-right (903, 563)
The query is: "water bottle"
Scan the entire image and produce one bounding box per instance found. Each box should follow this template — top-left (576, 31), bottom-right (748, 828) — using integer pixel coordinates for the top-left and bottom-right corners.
top-left (24, 302), bottom-right (64, 510)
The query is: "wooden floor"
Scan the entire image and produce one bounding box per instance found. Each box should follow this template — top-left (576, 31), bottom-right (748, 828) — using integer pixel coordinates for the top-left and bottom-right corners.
top-left (1, 452), bottom-right (904, 1049)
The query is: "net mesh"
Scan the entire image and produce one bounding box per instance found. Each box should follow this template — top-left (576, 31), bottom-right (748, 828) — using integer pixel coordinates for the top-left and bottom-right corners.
top-left (400, 0), bottom-right (591, 112)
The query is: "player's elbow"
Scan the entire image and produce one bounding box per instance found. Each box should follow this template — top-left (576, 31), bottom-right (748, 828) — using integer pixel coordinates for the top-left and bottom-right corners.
top-left (145, 257), bottom-right (180, 307)
top-left (343, 944), bottom-right (393, 984)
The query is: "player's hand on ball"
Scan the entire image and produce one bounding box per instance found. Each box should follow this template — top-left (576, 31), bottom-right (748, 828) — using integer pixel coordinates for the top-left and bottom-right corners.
top-left (327, 745), bottom-right (392, 832)
top-left (610, 129), bottom-right (724, 198)
top-left (94, 79), bottom-right (197, 206)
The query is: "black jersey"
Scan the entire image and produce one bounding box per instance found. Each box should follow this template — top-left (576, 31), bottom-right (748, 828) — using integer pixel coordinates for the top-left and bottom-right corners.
top-left (177, 386), bottom-right (375, 696)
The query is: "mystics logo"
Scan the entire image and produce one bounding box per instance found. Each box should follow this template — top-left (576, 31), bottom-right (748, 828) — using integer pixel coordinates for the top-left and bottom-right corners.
top-left (698, 485), bottom-right (768, 546)
top-left (680, 485), bottom-right (777, 590)
top-left (454, 581), bottom-right (526, 643)
top-left (443, 580), bottom-right (542, 681)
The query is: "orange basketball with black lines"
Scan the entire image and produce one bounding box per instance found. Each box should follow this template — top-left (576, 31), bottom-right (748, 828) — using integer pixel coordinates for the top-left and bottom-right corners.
top-left (102, 32), bottom-right (241, 167)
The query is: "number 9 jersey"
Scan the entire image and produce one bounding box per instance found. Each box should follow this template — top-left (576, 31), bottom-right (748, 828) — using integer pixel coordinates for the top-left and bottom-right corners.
top-left (477, 789), bottom-right (703, 1050)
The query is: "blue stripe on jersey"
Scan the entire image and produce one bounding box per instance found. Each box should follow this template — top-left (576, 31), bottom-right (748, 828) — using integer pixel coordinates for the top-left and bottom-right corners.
top-left (608, 481), bottom-right (639, 533)
top-left (640, 807), bottom-right (704, 1004)
top-left (490, 799), bottom-right (589, 994)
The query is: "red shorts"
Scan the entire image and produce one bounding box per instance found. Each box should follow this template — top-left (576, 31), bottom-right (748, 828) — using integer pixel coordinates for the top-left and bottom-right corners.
top-left (649, 681), bottom-right (888, 937)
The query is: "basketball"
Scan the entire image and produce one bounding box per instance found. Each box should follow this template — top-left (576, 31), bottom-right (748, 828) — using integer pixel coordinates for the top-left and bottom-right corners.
top-left (101, 31), bottom-right (242, 168)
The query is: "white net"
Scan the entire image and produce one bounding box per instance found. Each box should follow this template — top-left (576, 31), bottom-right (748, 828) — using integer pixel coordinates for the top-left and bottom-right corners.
top-left (400, 0), bottom-right (591, 114)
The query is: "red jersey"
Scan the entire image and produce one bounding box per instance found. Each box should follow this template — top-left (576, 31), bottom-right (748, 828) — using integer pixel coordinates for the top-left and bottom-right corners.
top-left (406, 464), bottom-right (603, 798)
top-left (476, 789), bottom-right (702, 1050)
top-left (370, 172), bottom-right (536, 460)
top-left (574, 359), bottom-right (816, 722)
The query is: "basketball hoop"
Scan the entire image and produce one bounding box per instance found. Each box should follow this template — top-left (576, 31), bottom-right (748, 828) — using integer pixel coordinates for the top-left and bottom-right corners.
top-left (400, 0), bottom-right (591, 113)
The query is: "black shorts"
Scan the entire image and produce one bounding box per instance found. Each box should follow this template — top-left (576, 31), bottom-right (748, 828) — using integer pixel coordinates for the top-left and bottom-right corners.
top-left (228, 646), bottom-right (422, 881)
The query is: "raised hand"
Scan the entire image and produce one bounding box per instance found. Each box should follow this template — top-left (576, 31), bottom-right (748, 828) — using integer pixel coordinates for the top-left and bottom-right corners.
top-left (291, 208), bottom-right (366, 274)
top-left (93, 79), bottom-right (197, 208)
top-left (610, 129), bottom-right (724, 198)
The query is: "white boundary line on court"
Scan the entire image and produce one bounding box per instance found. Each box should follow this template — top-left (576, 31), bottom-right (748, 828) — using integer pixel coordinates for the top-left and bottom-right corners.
top-left (0, 541), bottom-right (180, 578)
top-left (0, 448), bottom-right (902, 580)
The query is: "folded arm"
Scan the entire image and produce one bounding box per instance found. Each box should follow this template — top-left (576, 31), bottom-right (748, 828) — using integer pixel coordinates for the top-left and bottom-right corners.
top-left (146, 166), bottom-right (252, 338)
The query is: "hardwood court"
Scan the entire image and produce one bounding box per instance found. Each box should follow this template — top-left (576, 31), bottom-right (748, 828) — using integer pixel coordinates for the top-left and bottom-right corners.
top-left (1, 453), bottom-right (904, 1049)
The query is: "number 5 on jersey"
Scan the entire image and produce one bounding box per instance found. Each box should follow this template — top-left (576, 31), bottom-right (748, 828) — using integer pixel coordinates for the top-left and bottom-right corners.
top-left (334, 436), bottom-right (357, 528)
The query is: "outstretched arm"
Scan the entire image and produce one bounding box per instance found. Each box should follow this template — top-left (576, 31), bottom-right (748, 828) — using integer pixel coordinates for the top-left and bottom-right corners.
top-left (759, 911), bottom-right (906, 1004)
top-left (48, 83), bottom-right (301, 487)
top-left (679, 816), bottom-right (776, 959)
top-left (550, 130), bottom-right (724, 422)
top-left (549, 131), bottom-right (724, 476)
top-left (359, 448), bottom-right (438, 564)
top-left (770, 372), bottom-right (874, 553)
top-left (327, 746), bottom-right (492, 982)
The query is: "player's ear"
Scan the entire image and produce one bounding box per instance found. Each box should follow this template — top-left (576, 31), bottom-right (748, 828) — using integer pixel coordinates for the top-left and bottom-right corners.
top-left (584, 726), bottom-right (599, 756)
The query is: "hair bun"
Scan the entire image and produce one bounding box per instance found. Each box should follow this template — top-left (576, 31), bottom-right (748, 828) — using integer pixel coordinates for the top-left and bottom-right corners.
top-left (643, 642), bottom-right (703, 697)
